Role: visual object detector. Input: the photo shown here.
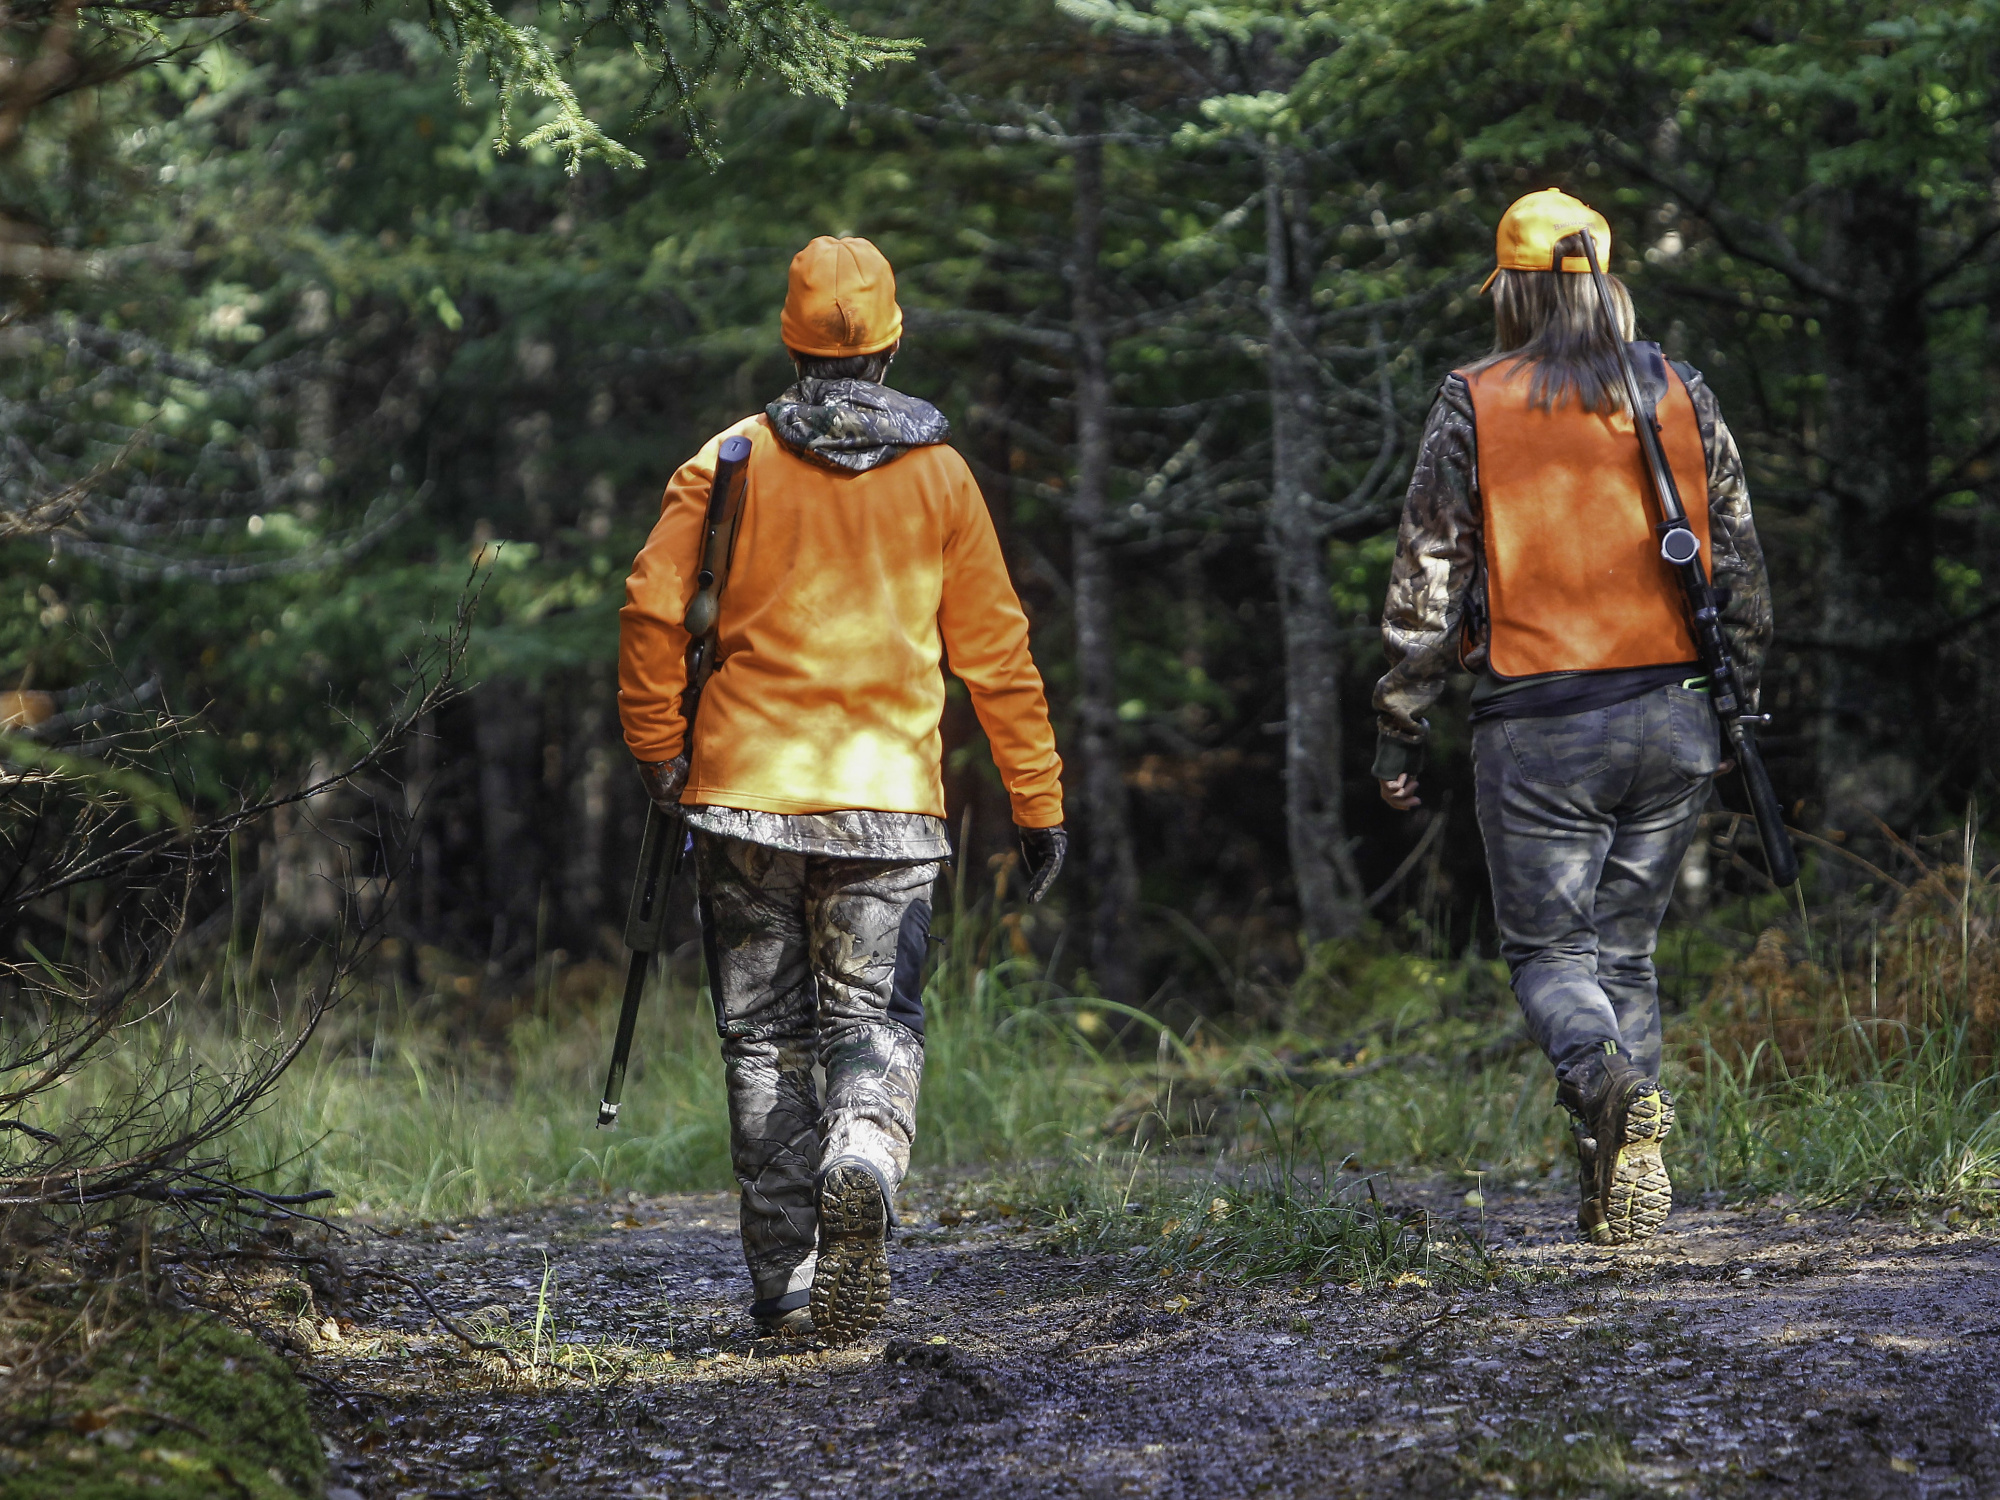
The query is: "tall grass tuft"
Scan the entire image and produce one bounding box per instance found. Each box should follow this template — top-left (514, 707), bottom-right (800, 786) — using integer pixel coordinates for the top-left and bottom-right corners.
top-left (1679, 826), bottom-right (2000, 1212)
top-left (1001, 1141), bottom-right (1493, 1290)
top-left (1675, 1020), bottom-right (2000, 1211)
top-left (222, 977), bottom-right (734, 1219)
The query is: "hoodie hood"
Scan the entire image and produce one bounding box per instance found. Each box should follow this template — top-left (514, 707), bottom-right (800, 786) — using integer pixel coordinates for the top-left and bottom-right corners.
top-left (766, 378), bottom-right (950, 474)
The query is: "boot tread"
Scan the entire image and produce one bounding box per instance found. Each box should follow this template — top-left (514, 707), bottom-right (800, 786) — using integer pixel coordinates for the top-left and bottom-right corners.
top-left (812, 1164), bottom-right (891, 1344)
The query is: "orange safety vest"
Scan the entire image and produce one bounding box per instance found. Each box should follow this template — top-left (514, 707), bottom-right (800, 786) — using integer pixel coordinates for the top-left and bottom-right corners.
top-left (1458, 359), bottom-right (1710, 679)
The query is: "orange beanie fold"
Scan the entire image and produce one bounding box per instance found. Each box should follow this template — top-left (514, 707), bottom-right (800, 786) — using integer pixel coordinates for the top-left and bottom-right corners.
top-left (781, 236), bottom-right (904, 358)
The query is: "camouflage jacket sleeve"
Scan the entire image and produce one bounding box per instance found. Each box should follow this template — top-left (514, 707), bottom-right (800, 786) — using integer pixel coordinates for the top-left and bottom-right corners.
top-left (1677, 364), bottom-right (1772, 708)
top-left (1372, 376), bottom-right (1481, 770)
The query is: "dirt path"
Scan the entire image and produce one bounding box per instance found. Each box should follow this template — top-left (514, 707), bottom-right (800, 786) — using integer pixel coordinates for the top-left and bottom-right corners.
top-left (293, 1182), bottom-right (2000, 1499)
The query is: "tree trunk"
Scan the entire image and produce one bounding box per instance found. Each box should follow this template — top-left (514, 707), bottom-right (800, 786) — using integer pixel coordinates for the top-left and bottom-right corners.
top-left (1815, 176), bottom-right (1933, 828)
top-left (474, 679), bottom-right (544, 978)
top-left (1068, 99), bottom-right (1141, 1003)
top-left (560, 664), bottom-right (613, 953)
top-left (1263, 141), bottom-right (1363, 945)
top-left (1979, 436), bottom-right (2000, 800)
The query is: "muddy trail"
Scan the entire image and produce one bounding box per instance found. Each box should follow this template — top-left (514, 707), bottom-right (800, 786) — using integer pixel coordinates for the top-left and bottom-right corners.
top-left (280, 1182), bottom-right (2000, 1499)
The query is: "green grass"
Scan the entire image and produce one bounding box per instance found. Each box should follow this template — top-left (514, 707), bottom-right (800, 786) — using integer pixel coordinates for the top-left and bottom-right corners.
top-left (995, 1141), bottom-right (1497, 1290)
top-left (23, 898), bottom-right (2000, 1233)
top-left (1458, 1416), bottom-right (1656, 1499)
top-left (206, 904), bottom-right (1144, 1221)
top-left (230, 978), bottom-right (737, 1219)
top-left (1675, 1020), bottom-right (2000, 1213)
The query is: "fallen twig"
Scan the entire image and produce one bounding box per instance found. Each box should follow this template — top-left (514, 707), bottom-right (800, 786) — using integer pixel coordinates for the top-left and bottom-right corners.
top-left (354, 1267), bottom-right (521, 1371)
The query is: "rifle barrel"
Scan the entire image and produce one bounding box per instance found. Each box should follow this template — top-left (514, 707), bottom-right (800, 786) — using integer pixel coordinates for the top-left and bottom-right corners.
top-left (597, 949), bottom-right (650, 1126)
top-left (594, 433), bottom-right (754, 1128)
top-left (1578, 236), bottom-right (1798, 888)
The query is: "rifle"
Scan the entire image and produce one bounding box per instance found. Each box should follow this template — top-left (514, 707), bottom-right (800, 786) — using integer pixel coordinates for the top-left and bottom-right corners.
top-left (1579, 237), bottom-right (1800, 887)
top-left (597, 432), bottom-right (753, 1127)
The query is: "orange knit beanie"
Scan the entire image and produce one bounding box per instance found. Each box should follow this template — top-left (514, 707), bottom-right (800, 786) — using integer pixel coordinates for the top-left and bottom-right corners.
top-left (780, 236), bottom-right (903, 358)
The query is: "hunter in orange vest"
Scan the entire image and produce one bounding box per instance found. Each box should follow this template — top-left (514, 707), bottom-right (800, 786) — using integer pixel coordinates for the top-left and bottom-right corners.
top-left (1372, 190), bottom-right (1773, 1248)
top-left (619, 237), bottom-right (1066, 1344)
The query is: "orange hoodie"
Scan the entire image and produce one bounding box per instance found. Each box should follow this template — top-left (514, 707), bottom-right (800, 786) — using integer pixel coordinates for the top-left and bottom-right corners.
top-left (618, 416), bottom-right (1064, 828)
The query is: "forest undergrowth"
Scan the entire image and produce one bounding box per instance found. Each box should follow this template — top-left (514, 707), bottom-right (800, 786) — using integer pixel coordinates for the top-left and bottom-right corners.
top-left (35, 844), bottom-right (2000, 1246)
top-left (9, 852), bottom-right (2000, 1492)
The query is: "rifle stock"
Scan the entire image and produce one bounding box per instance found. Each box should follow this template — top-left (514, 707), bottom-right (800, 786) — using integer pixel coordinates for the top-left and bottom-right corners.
top-left (596, 433), bottom-right (753, 1128)
top-left (1579, 238), bottom-right (1799, 888)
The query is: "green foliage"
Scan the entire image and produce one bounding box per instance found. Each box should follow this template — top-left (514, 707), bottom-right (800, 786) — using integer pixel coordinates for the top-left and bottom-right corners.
top-left (427, 0), bottom-right (921, 169)
top-left (0, 1311), bottom-right (323, 1499)
top-left (18, 0), bottom-right (918, 172)
top-left (151, 892), bottom-right (1130, 1219)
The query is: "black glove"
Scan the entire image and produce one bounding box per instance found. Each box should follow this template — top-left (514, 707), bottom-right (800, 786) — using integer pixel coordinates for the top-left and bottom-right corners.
top-left (636, 754), bottom-right (689, 810)
top-left (1017, 823), bottom-right (1067, 903)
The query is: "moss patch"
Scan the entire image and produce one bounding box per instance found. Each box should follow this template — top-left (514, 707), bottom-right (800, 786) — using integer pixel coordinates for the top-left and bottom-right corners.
top-left (0, 1310), bottom-right (324, 1499)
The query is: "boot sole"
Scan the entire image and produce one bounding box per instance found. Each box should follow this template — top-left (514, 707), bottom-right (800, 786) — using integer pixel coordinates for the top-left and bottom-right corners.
top-left (812, 1165), bottom-right (891, 1344)
top-left (1592, 1087), bottom-right (1674, 1246)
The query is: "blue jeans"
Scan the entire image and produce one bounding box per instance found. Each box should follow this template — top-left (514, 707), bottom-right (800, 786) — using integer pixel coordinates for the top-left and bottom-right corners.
top-left (1472, 684), bottom-right (1720, 1084)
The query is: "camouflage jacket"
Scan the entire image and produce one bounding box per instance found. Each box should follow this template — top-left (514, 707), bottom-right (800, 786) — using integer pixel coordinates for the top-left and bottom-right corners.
top-left (1373, 366), bottom-right (1772, 762)
top-left (766, 379), bottom-right (949, 473)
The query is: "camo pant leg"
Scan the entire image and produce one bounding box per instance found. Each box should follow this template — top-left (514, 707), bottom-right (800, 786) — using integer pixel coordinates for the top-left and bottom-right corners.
top-left (807, 858), bottom-right (938, 1196)
top-left (695, 832), bottom-right (822, 1307)
top-left (1473, 686), bottom-right (1719, 1086)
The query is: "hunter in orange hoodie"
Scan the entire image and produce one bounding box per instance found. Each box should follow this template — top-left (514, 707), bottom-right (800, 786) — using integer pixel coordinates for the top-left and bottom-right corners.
top-left (618, 236), bottom-right (1065, 1345)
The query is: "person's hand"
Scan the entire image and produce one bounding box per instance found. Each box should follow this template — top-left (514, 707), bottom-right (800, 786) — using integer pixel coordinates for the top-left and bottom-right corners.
top-left (1018, 823), bottom-right (1068, 903)
top-left (636, 754), bottom-right (690, 810)
top-left (1716, 758), bottom-right (1737, 777)
top-left (1379, 774), bottom-right (1422, 812)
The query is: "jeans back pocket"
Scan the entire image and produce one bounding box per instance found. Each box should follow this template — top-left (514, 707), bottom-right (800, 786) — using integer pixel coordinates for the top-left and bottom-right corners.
top-left (1502, 708), bottom-right (1612, 787)
top-left (1667, 686), bottom-right (1722, 779)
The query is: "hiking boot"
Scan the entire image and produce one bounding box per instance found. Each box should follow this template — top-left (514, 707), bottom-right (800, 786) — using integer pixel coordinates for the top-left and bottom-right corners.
top-left (1560, 1046), bottom-right (1675, 1246)
top-left (749, 1292), bottom-right (813, 1340)
top-left (811, 1160), bottom-right (893, 1344)
top-left (1569, 1115), bottom-right (1605, 1242)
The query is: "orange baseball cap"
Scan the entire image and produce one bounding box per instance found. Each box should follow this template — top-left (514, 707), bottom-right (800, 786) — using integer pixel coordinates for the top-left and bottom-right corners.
top-left (1479, 188), bottom-right (1611, 293)
top-left (780, 235), bottom-right (903, 357)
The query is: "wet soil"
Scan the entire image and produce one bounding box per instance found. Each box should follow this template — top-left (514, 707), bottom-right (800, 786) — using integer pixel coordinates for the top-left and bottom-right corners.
top-left (292, 1183), bottom-right (2000, 1499)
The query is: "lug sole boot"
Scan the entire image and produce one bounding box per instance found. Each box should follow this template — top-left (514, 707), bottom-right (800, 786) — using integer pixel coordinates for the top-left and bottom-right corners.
top-left (1591, 1079), bottom-right (1674, 1245)
top-left (811, 1162), bottom-right (892, 1344)
top-left (1562, 1047), bottom-right (1675, 1247)
top-left (1592, 1088), bottom-right (1672, 1248)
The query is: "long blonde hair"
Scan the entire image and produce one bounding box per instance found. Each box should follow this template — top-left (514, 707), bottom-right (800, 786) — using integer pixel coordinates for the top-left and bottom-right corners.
top-left (1470, 232), bottom-right (1636, 414)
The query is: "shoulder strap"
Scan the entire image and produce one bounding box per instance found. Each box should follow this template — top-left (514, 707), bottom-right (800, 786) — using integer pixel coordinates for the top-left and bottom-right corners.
top-left (1627, 341), bottom-right (1671, 425)
top-left (681, 434), bottom-right (752, 721)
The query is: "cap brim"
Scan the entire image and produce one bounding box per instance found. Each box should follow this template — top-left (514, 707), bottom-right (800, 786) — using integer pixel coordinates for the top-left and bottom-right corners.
top-left (1478, 266), bottom-right (1500, 295)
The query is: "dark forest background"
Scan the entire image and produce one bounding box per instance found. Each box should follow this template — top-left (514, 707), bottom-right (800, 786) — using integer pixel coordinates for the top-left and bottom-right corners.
top-left (7, 0), bottom-right (1998, 1020)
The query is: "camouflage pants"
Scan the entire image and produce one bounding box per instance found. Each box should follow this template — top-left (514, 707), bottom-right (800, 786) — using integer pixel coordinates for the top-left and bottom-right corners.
top-left (1472, 685), bottom-right (1720, 1085)
top-left (694, 832), bottom-right (935, 1308)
